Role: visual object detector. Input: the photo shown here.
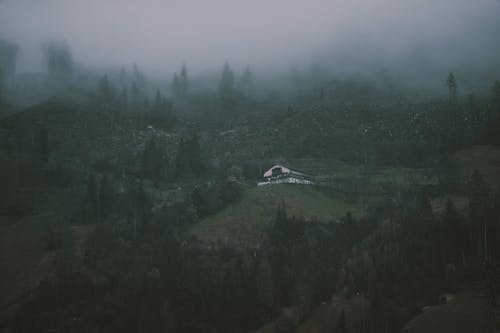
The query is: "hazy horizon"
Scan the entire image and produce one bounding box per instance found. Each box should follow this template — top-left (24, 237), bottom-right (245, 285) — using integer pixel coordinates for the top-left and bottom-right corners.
top-left (1, 0), bottom-right (500, 78)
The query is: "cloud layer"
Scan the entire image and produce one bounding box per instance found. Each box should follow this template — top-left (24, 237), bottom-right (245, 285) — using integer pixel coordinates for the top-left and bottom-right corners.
top-left (1, 0), bottom-right (499, 75)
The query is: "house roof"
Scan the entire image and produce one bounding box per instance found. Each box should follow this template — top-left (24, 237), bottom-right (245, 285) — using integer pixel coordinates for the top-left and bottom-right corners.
top-left (263, 165), bottom-right (311, 178)
top-left (263, 165), bottom-right (290, 178)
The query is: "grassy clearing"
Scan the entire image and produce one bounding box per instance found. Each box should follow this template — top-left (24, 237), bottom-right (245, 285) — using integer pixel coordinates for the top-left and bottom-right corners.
top-left (190, 184), bottom-right (367, 243)
top-left (191, 160), bottom-right (439, 244)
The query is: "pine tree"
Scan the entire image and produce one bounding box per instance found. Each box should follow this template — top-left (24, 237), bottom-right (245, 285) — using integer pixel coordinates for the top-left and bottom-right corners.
top-left (133, 63), bottom-right (145, 88)
top-left (219, 62), bottom-right (235, 97)
top-left (129, 81), bottom-right (139, 109)
top-left (119, 67), bottom-right (127, 82)
top-left (172, 72), bottom-right (181, 97)
top-left (239, 65), bottom-right (253, 90)
top-left (179, 65), bottom-right (188, 96)
top-left (120, 86), bottom-right (128, 112)
top-left (154, 89), bottom-right (162, 112)
top-left (218, 62), bottom-right (236, 109)
top-left (131, 81), bottom-right (139, 97)
top-left (289, 64), bottom-right (301, 90)
top-left (446, 72), bottom-right (457, 105)
top-left (43, 40), bottom-right (73, 79)
top-left (98, 74), bottom-right (111, 103)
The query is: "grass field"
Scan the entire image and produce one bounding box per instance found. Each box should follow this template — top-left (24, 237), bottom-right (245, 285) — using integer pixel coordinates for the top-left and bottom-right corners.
top-left (190, 159), bottom-right (439, 244)
top-left (190, 184), bottom-right (368, 244)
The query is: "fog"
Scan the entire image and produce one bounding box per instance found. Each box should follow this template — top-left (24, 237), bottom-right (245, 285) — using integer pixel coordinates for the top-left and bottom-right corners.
top-left (1, 0), bottom-right (500, 77)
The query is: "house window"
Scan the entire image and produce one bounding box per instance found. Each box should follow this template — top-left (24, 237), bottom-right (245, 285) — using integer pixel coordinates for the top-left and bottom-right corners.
top-left (271, 167), bottom-right (282, 176)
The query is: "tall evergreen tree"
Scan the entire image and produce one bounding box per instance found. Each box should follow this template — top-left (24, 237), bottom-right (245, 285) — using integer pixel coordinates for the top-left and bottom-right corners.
top-left (239, 65), bottom-right (253, 90)
top-left (289, 64), bottom-right (302, 90)
top-left (172, 72), bottom-right (181, 97)
top-left (446, 72), bottom-right (457, 105)
top-left (219, 62), bottom-right (235, 96)
top-left (133, 63), bottom-right (145, 88)
top-left (154, 89), bottom-right (162, 111)
top-left (219, 62), bottom-right (236, 109)
top-left (98, 74), bottom-right (112, 103)
top-left (179, 65), bottom-right (188, 96)
top-left (131, 81), bottom-right (140, 110)
top-left (120, 86), bottom-right (128, 112)
top-left (43, 40), bottom-right (73, 79)
top-left (0, 39), bottom-right (18, 82)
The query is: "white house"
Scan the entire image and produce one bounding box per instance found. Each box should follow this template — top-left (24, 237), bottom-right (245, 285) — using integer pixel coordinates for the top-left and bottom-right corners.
top-left (258, 165), bottom-right (314, 186)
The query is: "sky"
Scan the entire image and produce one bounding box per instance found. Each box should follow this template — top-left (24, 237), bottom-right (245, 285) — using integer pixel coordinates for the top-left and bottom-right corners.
top-left (1, 0), bottom-right (500, 76)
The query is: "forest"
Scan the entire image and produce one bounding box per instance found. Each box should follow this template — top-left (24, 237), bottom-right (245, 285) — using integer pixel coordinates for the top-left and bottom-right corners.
top-left (1, 1), bottom-right (500, 332)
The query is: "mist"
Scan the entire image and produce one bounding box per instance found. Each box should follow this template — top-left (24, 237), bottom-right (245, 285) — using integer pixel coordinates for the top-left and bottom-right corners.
top-left (1, 0), bottom-right (500, 78)
top-left (3, 2), bottom-right (500, 333)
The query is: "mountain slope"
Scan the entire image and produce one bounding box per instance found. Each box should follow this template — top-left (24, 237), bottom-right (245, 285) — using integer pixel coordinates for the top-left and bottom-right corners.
top-left (190, 184), bottom-right (366, 244)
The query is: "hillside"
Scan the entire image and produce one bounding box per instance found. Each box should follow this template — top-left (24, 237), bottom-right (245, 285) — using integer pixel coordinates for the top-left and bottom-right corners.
top-left (403, 289), bottom-right (495, 333)
top-left (190, 184), bottom-right (367, 244)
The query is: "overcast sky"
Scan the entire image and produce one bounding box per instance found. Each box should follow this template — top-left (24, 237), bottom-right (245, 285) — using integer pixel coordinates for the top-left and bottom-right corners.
top-left (1, 0), bottom-right (500, 75)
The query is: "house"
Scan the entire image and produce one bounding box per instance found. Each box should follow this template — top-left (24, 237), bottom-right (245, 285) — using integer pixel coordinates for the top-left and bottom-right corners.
top-left (257, 164), bottom-right (314, 186)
